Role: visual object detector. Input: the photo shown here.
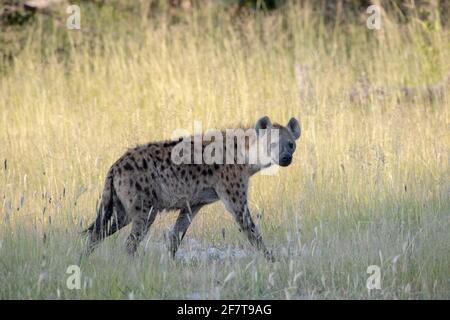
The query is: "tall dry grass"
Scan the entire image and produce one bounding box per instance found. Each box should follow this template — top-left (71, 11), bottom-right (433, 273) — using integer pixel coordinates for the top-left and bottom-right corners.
top-left (0, 2), bottom-right (449, 299)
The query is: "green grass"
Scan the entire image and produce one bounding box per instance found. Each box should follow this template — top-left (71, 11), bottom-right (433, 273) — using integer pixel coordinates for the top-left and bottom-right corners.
top-left (0, 2), bottom-right (449, 299)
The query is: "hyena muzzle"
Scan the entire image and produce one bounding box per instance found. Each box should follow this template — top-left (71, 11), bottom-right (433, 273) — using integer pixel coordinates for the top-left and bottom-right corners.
top-left (83, 116), bottom-right (301, 261)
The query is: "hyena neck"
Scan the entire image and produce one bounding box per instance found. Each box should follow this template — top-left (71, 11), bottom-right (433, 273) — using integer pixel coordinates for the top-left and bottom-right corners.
top-left (248, 162), bottom-right (272, 176)
top-left (244, 134), bottom-right (273, 175)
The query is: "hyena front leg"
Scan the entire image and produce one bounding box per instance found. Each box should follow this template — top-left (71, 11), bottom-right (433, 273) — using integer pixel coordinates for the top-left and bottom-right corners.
top-left (168, 204), bottom-right (203, 257)
top-left (215, 186), bottom-right (274, 262)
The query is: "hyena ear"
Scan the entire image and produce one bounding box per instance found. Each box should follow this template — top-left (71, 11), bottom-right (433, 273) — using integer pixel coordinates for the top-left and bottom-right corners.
top-left (287, 117), bottom-right (301, 140)
top-left (255, 116), bottom-right (272, 135)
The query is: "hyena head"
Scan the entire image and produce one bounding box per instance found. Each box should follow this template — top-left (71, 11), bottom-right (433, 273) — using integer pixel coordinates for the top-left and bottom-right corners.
top-left (255, 116), bottom-right (301, 167)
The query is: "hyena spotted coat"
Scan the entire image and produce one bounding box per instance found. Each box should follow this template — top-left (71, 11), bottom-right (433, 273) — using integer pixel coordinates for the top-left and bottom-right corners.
top-left (84, 116), bottom-right (301, 261)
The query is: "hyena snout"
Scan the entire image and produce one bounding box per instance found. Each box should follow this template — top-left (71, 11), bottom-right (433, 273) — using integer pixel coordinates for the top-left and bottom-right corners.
top-left (279, 154), bottom-right (292, 167)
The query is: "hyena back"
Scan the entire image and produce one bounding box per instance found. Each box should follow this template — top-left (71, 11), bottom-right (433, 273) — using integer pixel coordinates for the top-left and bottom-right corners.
top-left (84, 116), bottom-right (301, 261)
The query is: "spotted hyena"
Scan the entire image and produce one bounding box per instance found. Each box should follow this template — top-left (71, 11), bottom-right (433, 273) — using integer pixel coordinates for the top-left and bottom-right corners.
top-left (84, 116), bottom-right (301, 261)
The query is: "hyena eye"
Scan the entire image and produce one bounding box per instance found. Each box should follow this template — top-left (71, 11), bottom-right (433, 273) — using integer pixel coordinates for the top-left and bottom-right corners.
top-left (288, 141), bottom-right (294, 149)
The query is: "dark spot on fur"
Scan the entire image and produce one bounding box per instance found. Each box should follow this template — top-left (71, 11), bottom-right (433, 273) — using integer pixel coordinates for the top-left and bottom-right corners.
top-left (135, 182), bottom-right (142, 191)
top-left (164, 141), bottom-right (177, 147)
top-left (123, 163), bottom-right (133, 171)
top-left (142, 159), bottom-right (148, 170)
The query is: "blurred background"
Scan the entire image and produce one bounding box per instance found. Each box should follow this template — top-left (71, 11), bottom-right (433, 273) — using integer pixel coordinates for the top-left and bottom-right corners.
top-left (1, 0), bottom-right (450, 66)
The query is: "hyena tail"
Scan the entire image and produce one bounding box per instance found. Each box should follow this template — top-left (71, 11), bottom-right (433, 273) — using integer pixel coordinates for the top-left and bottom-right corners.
top-left (83, 172), bottom-right (115, 237)
top-left (81, 170), bottom-right (129, 259)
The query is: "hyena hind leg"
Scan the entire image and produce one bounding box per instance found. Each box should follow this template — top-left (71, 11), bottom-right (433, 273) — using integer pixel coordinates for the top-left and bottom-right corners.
top-left (125, 205), bottom-right (158, 255)
top-left (84, 199), bottom-right (130, 257)
top-left (167, 204), bottom-right (203, 257)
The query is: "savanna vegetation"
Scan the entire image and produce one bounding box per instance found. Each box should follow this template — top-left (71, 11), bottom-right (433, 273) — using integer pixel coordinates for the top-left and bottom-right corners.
top-left (0, 0), bottom-right (449, 299)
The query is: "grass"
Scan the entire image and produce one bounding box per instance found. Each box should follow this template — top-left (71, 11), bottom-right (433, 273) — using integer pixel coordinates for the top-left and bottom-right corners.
top-left (0, 2), bottom-right (449, 299)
